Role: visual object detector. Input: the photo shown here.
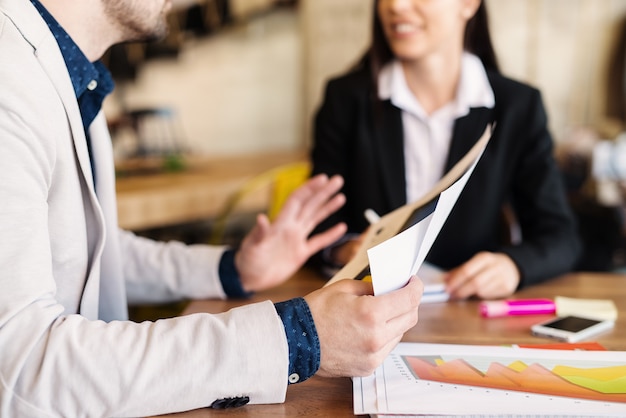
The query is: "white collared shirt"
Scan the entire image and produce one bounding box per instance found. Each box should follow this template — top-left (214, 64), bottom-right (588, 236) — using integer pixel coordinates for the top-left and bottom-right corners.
top-left (378, 53), bottom-right (495, 203)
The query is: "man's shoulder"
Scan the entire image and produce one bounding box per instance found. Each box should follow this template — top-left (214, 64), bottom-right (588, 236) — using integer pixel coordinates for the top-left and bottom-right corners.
top-left (0, 36), bottom-right (57, 107)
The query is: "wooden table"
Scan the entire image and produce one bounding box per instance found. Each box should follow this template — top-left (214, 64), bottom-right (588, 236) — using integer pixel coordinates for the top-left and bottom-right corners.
top-left (115, 150), bottom-right (305, 231)
top-left (163, 269), bottom-right (626, 417)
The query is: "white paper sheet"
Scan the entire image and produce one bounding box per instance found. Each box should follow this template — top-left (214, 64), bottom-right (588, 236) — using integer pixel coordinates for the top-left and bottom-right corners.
top-left (326, 126), bottom-right (492, 290)
top-left (367, 148), bottom-right (481, 296)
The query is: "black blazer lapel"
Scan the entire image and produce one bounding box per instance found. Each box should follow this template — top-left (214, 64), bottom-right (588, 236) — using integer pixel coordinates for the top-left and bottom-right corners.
top-left (446, 107), bottom-right (494, 171)
top-left (373, 100), bottom-right (406, 209)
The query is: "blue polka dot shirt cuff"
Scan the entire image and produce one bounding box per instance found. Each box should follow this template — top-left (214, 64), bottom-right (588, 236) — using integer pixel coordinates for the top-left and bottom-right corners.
top-left (274, 298), bottom-right (320, 384)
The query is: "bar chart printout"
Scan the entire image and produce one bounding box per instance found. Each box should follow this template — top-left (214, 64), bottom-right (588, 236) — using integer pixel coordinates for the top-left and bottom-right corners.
top-left (354, 343), bottom-right (626, 416)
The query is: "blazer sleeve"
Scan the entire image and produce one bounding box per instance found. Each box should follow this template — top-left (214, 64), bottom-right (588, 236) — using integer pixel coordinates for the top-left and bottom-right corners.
top-left (0, 103), bottom-right (291, 417)
top-left (499, 87), bottom-right (582, 286)
top-left (2, 300), bottom-right (289, 417)
top-left (120, 229), bottom-right (231, 304)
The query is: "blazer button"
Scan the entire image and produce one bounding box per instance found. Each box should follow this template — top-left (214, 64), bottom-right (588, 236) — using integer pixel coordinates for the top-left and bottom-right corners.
top-left (231, 396), bottom-right (250, 407)
top-left (210, 396), bottom-right (250, 409)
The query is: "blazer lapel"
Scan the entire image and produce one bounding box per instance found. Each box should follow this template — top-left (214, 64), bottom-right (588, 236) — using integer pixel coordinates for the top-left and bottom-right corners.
top-left (8, 0), bottom-right (97, 194)
top-left (373, 100), bottom-right (406, 209)
top-left (37, 56), bottom-right (97, 195)
top-left (40, 51), bottom-right (105, 319)
top-left (373, 104), bottom-right (495, 208)
top-left (446, 107), bottom-right (494, 171)
top-left (10, 0), bottom-right (105, 319)
top-left (90, 114), bottom-right (129, 321)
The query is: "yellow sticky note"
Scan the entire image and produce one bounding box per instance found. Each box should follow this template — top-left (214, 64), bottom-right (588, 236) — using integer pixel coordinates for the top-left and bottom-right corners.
top-left (555, 296), bottom-right (618, 321)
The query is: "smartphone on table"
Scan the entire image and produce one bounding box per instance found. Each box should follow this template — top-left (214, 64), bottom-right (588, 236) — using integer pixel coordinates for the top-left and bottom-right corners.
top-left (531, 315), bottom-right (614, 343)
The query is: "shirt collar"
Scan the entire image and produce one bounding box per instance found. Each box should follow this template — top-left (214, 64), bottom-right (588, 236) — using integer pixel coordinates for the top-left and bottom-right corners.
top-left (378, 52), bottom-right (495, 119)
top-left (29, 0), bottom-right (114, 100)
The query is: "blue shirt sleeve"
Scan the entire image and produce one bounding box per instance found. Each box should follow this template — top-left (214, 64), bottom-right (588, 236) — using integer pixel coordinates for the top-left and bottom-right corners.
top-left (218, 249), bottom-right (320, 383)
top-left (274, 298), bottom-right (321, 384)
top-left (217, 249), bottom-right (252, 298)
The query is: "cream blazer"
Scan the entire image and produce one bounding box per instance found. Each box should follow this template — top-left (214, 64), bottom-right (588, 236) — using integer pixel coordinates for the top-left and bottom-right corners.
top-left (0, 0), bottom-right (288, 416)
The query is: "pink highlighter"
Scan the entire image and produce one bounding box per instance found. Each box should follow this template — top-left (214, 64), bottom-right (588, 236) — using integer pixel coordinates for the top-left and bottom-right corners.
top-left (479, 298), bottom-right (556, 318)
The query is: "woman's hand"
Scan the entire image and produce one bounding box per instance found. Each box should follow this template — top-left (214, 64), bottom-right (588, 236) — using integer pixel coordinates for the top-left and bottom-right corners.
top-left (444, 252), bottom-right (520, 300)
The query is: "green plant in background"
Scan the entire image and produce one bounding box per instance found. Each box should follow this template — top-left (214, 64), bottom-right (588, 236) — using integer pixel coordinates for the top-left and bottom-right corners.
top-left (163, 153), bottom-right (186, 172)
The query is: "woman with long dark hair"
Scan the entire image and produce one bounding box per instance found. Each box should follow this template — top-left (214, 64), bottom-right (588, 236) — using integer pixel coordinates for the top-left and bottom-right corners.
top-left (311, 0), bottom-right (581, 299)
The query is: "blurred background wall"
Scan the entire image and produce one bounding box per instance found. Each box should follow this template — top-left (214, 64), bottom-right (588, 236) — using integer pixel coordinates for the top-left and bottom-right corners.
top-left (104, 0), bottom-right (626, 159)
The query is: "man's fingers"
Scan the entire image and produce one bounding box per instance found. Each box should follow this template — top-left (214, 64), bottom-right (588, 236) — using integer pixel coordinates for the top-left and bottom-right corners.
top-left (351, 335), bottom-right (403, 377)
top-left (273, 174), bottom-right (326, 220)
top-left (374, 276), bottom-right (423, 319)
top-left (306, 222), bottom-right (348, 255)
top-left (384, 306), bottom-right (419, 337)
top-left (307, 193), bottom-right (346, 228)
top-left (280, 174), bottom-right (344, 222)
top-left (326, 277), bottom-right (374, 296)
top-left (297, 175), bottom-right (345, 224)
top-left (243, 213), bottom-right (271, 245)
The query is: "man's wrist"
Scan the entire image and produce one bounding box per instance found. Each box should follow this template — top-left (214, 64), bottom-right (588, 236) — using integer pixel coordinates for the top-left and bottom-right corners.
top-left (218, 249), bottom-right (252, 298)
top-left (274, 297), bottom-right (320, 384)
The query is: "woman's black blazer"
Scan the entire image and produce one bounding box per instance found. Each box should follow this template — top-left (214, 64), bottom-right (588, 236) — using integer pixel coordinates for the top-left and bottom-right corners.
top-left (311, 66), bottom-right (582, 287)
